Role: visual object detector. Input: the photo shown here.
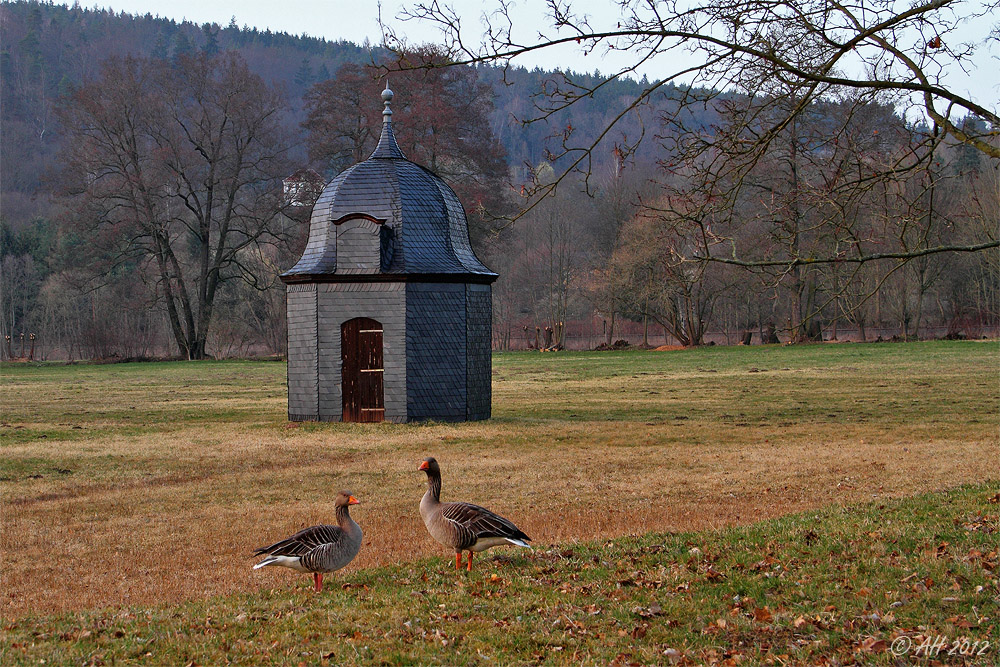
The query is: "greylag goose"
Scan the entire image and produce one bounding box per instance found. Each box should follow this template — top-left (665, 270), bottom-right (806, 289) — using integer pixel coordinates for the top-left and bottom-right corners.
top-left (419, 457), bottom-right (531, 571)
top-left (252, 490), bottom-right (362, 591)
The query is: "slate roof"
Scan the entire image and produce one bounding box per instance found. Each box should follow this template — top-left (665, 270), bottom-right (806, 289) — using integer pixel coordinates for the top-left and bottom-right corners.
top-left (282, 88), bottom-right (497, 282)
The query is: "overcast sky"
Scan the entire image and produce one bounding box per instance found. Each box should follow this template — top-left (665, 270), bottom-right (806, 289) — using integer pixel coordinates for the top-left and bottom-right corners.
top-left (81, 0), bottom-right (997, 107)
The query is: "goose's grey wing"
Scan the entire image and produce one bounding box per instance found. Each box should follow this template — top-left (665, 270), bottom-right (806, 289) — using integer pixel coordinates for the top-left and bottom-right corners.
top-left (441, 502), bottom-right (531, 545)
top-left (253, 524), bottom-right (345, 558)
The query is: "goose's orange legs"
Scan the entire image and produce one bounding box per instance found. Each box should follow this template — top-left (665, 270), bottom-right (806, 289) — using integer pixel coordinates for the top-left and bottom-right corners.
top-left (454, 551), bottom-right (475, 571)
top-left (313, 572), bottom-right (324, 592)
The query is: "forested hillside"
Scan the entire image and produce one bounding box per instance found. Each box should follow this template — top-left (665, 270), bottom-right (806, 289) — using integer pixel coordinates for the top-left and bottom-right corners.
top-left (1, 0), bottom-right (660, 221)
top-left (1, 1), bottom-right (371, 222)
top-left (1, 0), bottom-right (996, 360)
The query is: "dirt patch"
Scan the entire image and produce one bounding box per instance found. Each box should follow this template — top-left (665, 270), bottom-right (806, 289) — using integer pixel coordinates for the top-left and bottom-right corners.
top-left (653, 345), bottom-right (687, 351)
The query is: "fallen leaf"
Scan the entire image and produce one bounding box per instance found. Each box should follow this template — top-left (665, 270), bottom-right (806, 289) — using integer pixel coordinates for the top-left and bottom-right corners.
top-left (635, 603), bottom-right (664, 618)
top-left (857, 636), bottom-right (887, 653)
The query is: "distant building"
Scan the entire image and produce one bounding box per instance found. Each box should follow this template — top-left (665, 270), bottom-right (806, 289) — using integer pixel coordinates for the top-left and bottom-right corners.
top-left (280, 87), bottom-right (497, 422)
top-left (282, 168), bottom-right (326, 207)
top-left (282, 168), bottom-right (325, 224)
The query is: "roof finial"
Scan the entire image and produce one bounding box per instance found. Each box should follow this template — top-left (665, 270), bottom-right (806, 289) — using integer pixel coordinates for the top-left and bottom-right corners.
top-left (382, 81), bottom-right (393, 122)
top-left (371, 81), bottom-right (404, 159)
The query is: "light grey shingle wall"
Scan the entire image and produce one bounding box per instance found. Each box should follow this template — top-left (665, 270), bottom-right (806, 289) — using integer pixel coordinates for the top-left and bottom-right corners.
top-left (316, 282), bottom-right (407, 422)
top-left (287, 284), bottom-right (318, 420)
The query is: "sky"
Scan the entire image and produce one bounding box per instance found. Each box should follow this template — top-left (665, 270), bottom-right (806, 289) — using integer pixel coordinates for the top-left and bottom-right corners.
top-left (81, 0), bottom-right (998, 108)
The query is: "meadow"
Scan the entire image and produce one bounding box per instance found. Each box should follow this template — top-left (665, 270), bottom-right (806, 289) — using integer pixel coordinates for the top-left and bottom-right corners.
top-left (1, 340), bottom-right (998, 664)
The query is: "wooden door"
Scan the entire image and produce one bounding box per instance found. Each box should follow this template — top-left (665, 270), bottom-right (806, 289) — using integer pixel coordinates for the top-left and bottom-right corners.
top-left (341, 317), bottom-right (385, 422)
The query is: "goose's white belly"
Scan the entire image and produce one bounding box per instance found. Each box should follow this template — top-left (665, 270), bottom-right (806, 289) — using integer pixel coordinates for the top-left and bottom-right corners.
top-left (469, 536), bottom-right (512, 552)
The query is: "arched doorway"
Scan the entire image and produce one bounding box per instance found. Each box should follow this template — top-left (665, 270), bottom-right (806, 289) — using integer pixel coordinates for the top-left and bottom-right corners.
top-left (341, 317), bottom-right (384, 422)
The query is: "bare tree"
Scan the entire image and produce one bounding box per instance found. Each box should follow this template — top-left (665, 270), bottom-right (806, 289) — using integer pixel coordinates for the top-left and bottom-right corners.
top-left (610, 201), bottom-right (733, 346)
top-left (59, 52), bottom-right (291, 359)
top-left (938, 143), bottom-right (1000, 335)
top-left (303, 47), bottom-right (511, 245)
top-left (0, 253), bottom-right (40, 358)
top-left (385, 0), bottom-right (999, 271)
top-left (513, 169), bottom-right (589, 347)
top-left (302, 62), bottom-right (382, 171)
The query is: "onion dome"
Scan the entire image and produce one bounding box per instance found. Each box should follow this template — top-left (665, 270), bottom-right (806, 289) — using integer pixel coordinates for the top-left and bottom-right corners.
top-left (282, 85), bottom-right (496, 283)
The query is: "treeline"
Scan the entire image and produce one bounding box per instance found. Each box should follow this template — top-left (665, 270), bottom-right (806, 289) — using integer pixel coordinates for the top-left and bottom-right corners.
top-left (485, 131), bottom-right (998, 351)
top-left (1, 1), bottom-right (996, 361)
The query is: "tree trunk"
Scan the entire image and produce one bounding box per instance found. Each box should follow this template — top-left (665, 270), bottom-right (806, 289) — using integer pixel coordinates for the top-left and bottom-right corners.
top-left (642, 301), bottom-right (649, 347)
top-left (831, 267), bottom-right (840, 341)
top-left (763, 322), bottom-right (780, 344)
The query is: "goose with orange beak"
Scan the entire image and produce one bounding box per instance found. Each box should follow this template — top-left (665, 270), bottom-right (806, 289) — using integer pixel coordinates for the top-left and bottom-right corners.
top-left (419, 457), bottom-right (531, 571)
top-left (252, 490), bottom-right (362, 591)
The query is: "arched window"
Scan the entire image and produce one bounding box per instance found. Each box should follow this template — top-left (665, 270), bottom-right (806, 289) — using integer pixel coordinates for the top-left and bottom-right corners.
top-left (333, 214), bottom-right (391, 273)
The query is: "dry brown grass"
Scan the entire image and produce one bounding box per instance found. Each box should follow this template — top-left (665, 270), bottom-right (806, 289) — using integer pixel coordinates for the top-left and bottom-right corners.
top-left (2, 343), bottom-right (997, 618)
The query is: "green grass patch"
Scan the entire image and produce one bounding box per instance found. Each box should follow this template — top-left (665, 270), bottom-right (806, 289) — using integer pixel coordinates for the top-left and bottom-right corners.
top-left (491, 341), bottom-right (999, 424)
top-left (1, 359), bottom-right (288, 441)
top-left (3, 341), bottom-right (995, 490)
top-left (3, 342), bottom-right (996, 439)
top-left (4, 484), bottom-right (997, 666)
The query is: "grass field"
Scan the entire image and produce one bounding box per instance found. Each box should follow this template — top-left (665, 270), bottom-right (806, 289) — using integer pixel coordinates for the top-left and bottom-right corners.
top-left (4, 485), bottom-right (998, 665)
top-left (1, 340), bottom-right (998, 664)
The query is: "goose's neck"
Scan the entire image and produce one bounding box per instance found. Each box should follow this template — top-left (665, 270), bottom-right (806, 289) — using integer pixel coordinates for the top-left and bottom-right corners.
top-left (336, 505), bottom-right (358, 532)
top-left (423, 473), bottom-right (442, 505)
